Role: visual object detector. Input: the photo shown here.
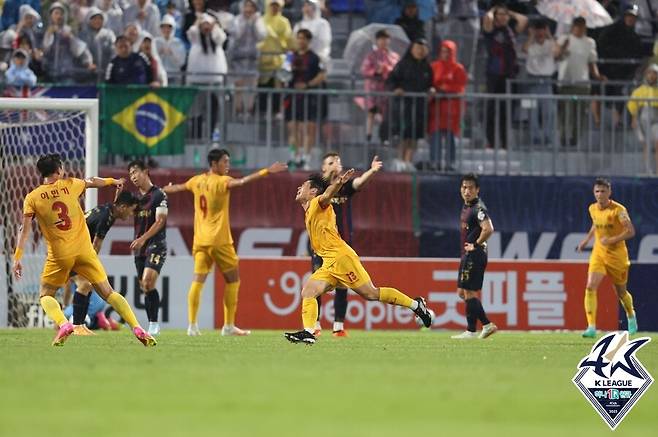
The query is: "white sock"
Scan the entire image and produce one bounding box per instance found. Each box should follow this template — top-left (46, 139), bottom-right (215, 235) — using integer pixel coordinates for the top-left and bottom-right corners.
top-left (410, 300), bottom-right (419, 311)
top-left (224, 324), bottom-right (234, 330)
top-left (304, 328), bottom-right (314, 334)
top-left (313, 321), bottom-right (321, 330)
top-left (333, 321), bottom-right (344, 332)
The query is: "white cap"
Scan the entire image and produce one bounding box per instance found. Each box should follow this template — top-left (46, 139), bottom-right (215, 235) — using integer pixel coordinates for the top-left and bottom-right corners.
top-left (160, 14), bottom-right (176, 28)
top-left (199, 13), bottom-right (216, 24)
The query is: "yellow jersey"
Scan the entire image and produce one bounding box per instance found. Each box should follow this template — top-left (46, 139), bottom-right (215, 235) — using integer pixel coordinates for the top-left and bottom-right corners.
top-left (23, 178), bottom-right (93, 259)
top-left (589, 200), bottom-right (630, 260)
top-left (185, 172), bottom-right (233, 247)
top-left (305, 197), bottom-right (357, 260)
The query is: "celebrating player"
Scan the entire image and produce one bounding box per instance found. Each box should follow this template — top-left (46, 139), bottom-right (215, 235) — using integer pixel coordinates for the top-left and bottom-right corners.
top-left (128, 160), bottom-right (168, 336)
top-left (577, 178), bottom-right (637, 338)
top-left (12, 154), bottom-right (156, 347)
top-left (451, 173), bottom-right (498, 340)
top-left (67, 190), bottom-right (140, 335)
top-left (164, 149), bottom-right (287, 336)
top-left (311, 152), bottom-right (382, 338)
top-left (284, 171), bottom-right (434, 344)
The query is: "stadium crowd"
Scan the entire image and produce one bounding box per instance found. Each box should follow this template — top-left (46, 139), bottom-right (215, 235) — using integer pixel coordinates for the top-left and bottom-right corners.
top-left (1, 0), bottom-right (658, 171)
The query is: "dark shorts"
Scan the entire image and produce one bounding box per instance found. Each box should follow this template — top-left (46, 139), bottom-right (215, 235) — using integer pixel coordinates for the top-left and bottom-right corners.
top-left (457, 247), bottom-right (488, 291)
top-left (311, 253), bottom-right (323, 273)
top-left (135, 241), bottom-right (167, 277)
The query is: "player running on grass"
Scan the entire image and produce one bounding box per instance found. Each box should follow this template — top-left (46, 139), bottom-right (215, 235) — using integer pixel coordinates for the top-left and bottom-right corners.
top-left (284, 171), bottom-right (434, 344)
top-left (12, 154), bottom-right (156, 347)
top-left (577, 178), bottom-right (637, 338)
top-left (66, 190), bottom-right (140, 336)
top-left (164, 149), bottom-right (287, 336)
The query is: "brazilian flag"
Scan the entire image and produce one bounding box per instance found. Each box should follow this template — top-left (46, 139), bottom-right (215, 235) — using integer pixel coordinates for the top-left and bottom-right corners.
top-left (101, 85), bottom-right (197, 155)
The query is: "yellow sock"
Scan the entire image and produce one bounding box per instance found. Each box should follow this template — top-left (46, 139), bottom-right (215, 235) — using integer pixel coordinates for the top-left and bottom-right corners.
top-left (619, 290), bottom-right (635, 318)
top-left (584, 288), bottom-right (597, 327)
top-left (107, 292), bottom-right (139, 329)
top-left (187, 281), bottom-right (204, 324)
top-left (40, 296), bottom-right (67, 327)
top-left (302, 297), bottom-right (318, 330)
top-left (224, 281), bottom-right (240, 326)
top-left (379, 287), bottom-right (414, 308)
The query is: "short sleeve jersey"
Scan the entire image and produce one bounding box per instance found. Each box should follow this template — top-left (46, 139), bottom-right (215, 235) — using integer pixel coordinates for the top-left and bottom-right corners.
top-left (589, 200), bottom-right (630, 260)
top-left (23, 178), bottom-right (92, 259)
top-left (329, 179), bottom-right (357, 243)
top-left (460, 198), bottom-right (489, 255)
top-left (85, 203), bottom-right (115, 241)
top-left (134, 185), bottom-right (167, 256)
top-left (184, 172), bottom-right (233, 247)
top-left (305, 197), bottom-right (357, 260)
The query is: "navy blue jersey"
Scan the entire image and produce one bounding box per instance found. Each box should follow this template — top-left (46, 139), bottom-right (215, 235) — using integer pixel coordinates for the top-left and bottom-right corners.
top-left (85, 203), bottom-right (115, 241)
top-left (330, 179), bottom-right (357, 244)
top-left (460, 197), bottom-right (489, 255)
top-left (134, 186), bottom-right (167, 257)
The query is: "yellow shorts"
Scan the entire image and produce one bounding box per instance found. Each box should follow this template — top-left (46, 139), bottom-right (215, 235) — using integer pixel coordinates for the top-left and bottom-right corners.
top-left (310, 253), bottom-right (371, 290)
top-left (588, 254), bottom-right (630, 285)
top-left (193, 244), bottom-right (239, 274)
top-left (42, 251), bottom-right (107, 288)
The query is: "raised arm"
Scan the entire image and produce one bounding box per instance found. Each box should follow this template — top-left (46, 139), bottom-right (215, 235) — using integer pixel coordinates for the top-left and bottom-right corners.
top-left (352, 155), bottom-right (382, 191)
top-left (163, 183), bottom-right (189, 194)
top-left (227, 162), bottom-right (288, 189)
top-left (12, 215), bottom-right (33, 279)
top-left (85, 177), bottom-right (125, 190)
top-left (318, 169), bottom-right (355, 208)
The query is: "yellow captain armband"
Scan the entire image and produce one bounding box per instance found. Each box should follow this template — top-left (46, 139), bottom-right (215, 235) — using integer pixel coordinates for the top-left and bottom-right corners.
top-left (103, 178), bottom-right (115, 186)
top-left (14, 248), bottom-right (23, 261)
top-left (258, 169), bottom-right (269, 177)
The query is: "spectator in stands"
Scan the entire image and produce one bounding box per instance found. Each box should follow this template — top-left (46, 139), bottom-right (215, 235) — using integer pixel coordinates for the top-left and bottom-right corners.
top-left (79, 7), bottom-right (116, 79)
top-left (165, 1), bottom-right (184, 40)
top-left (631, 0), bottom-right (658, 52)
top-left (628, 64), bottom-right (658, 174)
top-left (0, 0), bottom-right (40, 32)
top-left (428, 40), bottom-right (467, 172)
top-left (359, 29), bottom-right (399, 143)
top-left (387, 38), bottom-right (433, 170)
top-left (156, 14), bottom-right (186, 82)
top-left (285, 28), bottom-right (326, 170)
top-left (138, 34), bottom-right (167, 85)
top-left (228, 0), bottom-right (266, 116)
top-left (597, 4), bottom-right (644, 127)
top-left (124, 0), bottom-right (161, 37)
top-left (183, 0), bottom-right (207, 46)
top-left (554, 16), bottom-right (604, 146)
top-left (482, 3), bottom-right (527, 149)
top-left (42, 2), bottom-right (95, 83)
top-left (6, 4), bottom-right (41, 49)
top-left (96, 0), bottom-right (124, 37)
top-left (395, 1), bottom-right (425, 42)
top-left (439, 0), bottom-right (479, 74)
top-left (105, 34), bottom-right (153, 84)
top-left (257, 0), bottom-right (291, 107)
top-left (16, 33), bottom-right (44, 80)
top-left (522, 19), bottom-right (556, 145)
top-left (4, 48), bottom-right (36, 86)
top-left (186, 12), bottom-right (227, 84)
top-left (292, 0), bottom-right (331, 65)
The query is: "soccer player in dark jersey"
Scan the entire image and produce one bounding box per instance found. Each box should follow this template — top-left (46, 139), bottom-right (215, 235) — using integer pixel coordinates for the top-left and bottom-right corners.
top-left (312, 152), bottom-right (382, 337)
top-left (128, 160), bottom-right (168, 336)
top-left (451, 173), bottom-right (498, 339)
top-left (67, 190), bottom-right (140, 335)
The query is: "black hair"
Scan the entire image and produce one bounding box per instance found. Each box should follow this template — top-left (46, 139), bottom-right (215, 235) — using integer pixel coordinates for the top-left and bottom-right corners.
top-left (307, 173), bottom-right (328, 194)
top-left (594, 177), bottom-right (611, 189)
top-left (208, 148), bottom-right (230, 165)
top-left (115, 35), bottom-right (129, 45)
top-left (115, 191), bottom-right (140, 207)
top-left (321, 151), bottom-right (339, 161)
top-left (36, 154), bottom-right (62, 178)
top-left (573, 16), bottom-right (586, 26)
top-left (297, 28), bottom-right (313, 40)
top-left (127, 159), bottom-right (147, 171)
top-left (531, 18), bottom-right (548, 29)
top-left (461, 173), bottom-right (479, 188)
top-left (375, 29), bottom-right (390, 39)
top-left (13, 51), bottom-right (26, 59)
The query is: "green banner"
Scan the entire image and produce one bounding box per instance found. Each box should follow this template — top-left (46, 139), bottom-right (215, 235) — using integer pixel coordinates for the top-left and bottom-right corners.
top-left (101, 85), bottom-right (198, 155)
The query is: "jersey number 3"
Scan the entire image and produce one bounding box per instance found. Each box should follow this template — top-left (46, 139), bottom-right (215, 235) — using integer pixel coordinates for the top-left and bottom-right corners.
top-left (52, 201), bottom-right (72, 231)
top-left (199, 194), bottom-right (208, 219)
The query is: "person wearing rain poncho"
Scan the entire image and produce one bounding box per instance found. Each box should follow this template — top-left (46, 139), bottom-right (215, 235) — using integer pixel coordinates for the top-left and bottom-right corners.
top-left (137, 33), bottom-right (167, 86)
top-left (628, 64), bottom-right (658, 175)
top-left (257, 0), bottom-right (291, 86)
top-left (123, 0), bottom-right (161, 37)
top-left (291, 0), bottom-right (331, 65)
top-left (79, 7), bottom-right (116, 77)
top-left (155, 13), bottom-right (186, 82)
top-left (95, 0), bottom-right (124, 37)
top-left (186, 12), bottom-right (227, 84)
top-left (0, 4), bottom-right (41, 49)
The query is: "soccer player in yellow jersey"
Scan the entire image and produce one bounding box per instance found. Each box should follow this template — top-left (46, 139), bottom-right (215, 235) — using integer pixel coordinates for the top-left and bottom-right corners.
top-left (577, 178), bottom-right (637, 338)
top-left (12, 154), bottom-right (156, 347)
top-left (284, 171), bottom-right (434, 344)
top-left (164, 149), bottom-right (287, 336)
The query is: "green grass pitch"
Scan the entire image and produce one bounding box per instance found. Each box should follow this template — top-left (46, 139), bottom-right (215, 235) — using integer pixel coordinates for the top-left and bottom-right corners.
top-left (0, 329), bottom-right (656, 437)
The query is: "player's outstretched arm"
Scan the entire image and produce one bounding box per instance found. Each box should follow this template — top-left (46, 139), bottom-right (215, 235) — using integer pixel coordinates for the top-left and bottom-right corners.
top-left (227, 162), bottom-right (288, 189)
top-left (12, 215), bottom-right (33, 279)
top-left (163, 183), bottom-right (188, 194)
top-left (352, 155), bottom-right (382, 191)
top-left (85, 177), bottom-right (125, 190)
top-left (319, 169), bottom-right (355, 208)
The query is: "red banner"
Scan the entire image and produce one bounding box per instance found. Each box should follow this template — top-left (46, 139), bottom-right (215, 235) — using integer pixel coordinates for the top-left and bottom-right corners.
top-left (218, 258), bottom-right (618, 331)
